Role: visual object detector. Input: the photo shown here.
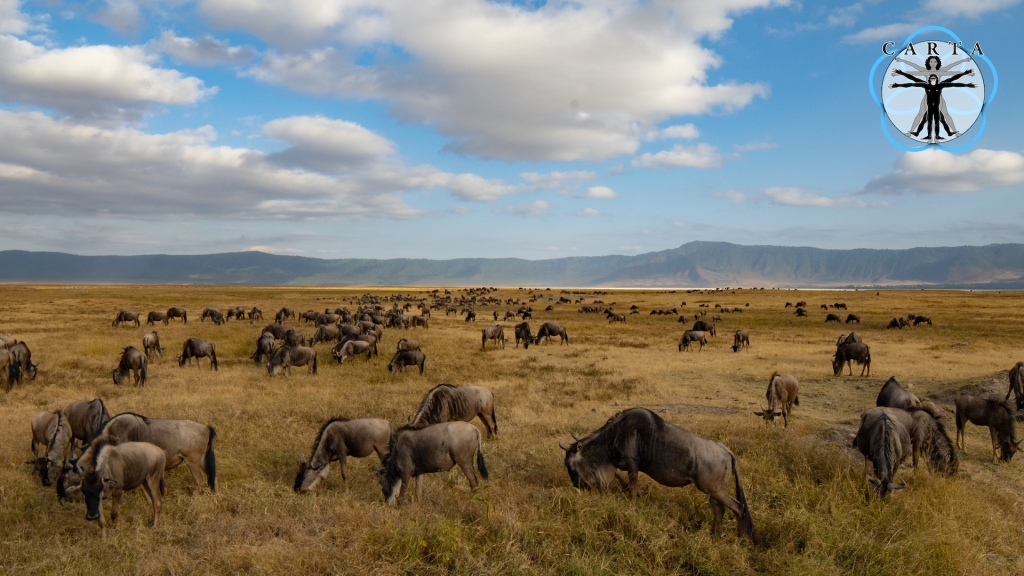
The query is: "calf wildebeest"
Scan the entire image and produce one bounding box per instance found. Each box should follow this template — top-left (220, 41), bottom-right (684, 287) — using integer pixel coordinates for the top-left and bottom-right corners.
top-left (409, 384), bottom-right (497, 436)
top-left (678, 330), bottom-right (708, 352)
top-left (833, 342), bottom-right (870, 377)
top-left (514, 322), bottom-right (533, 349)
top-left (731, 330), bottom-right (750, 352)
top-left (559, 408), bottom-right (758, 544)
top-left (142, 332), bottom-right (163, 359)
top-left (875, 377), bottom-right (921, 410)
top-left (852, 407), bottom-right (910, 499)
top-left (954, 395), bottom-right (1020, 462)
top-left (248, 307), bottom-right (264, 324)
top-left (332, 340), bottom-right (373, 363)
top-left (410, 315), bottom-right (429, 329)
top-left (283, 329), bottom-right (306, 347)
top-left (31, 410), bottom-right (72, 486)
top-left (836, 332), bottom-right (863, 347)
top-left (607, 313), bottom-right (627, 324)
top-left (2, 349), bottom-right (21, 392)
top-left (112, 346), bottom-right (148, 387)
top-left (8, 341), bottom-right (37, 383)
top-left (825, 313), bottom-right (841, 323)
top-left (388, 350), bottom-right (425, 374)
top-left (754, 373), bottom-right (799, 427)
top-left (78, 438), bottom-right (166, 538)
top-left (294, 417), bottom-right (391, 492)
top-left (535, 322), bottom-right (568, 345)
top-left (268, 345), bottom-right (318, 375)
top-left (914, 315), bottom-right (932, 326)
top-left (64, 398), bottom-right (111, 449)
top-left (311, 324), bottom-right (341, 345)
top-left (464, 310), bottom-right (477, 322)
top-left (251, 333), bottom-right (276, 363)
top-left (147, 311), bottom-right (168, 326)
top-left (374, 422), bottom-right (488, 505)
top-left (1006, 361), bottom-right (1024, 410)
top-left (179, 338), bottom-right (218, 370)
top-left (845, 314), bottom-right (861, 324)
top-left (166, 307), bottom-right (188, 324)
top-left (481, 325), bottom-right (505, 350)
top-left (396, 338), bottom-right (420, 352)
top-left (693, 320), bottom-right (716, 336)
top-left (112, 311), bottom-right (140, 327)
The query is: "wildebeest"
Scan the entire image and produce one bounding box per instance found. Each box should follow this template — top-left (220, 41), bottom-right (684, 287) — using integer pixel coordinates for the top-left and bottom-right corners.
top-left (146, 311), bottom-right (168, 326)
top-left (693, 321), bottom-right (716, 336)
top-left (914, 315), bottom-right (932, 326)
top-left (142, 332), bottom-right (163, 359)
top-left (262, 324), bottom-right (290, 340)
top-left (535, 322), bottom-right (568, 345)
top-left (268, 345), bottom-right (318, 375)
top-left (112, 346), bottom-right (148, 387)
top-left (845, 314), bottom-right (861, 324)
top-left (276, 307), bottom-right (296, 324)
top-left (678, 330), bottom-right (707, 352)
top-left (833, 342), bottom-right (870, 377)
top-left (514, 322), bottom-right (533, 349)
top-left (465, 310), bottom-right (477, 322)
top-left (299, 310), bottom-right (320, 323)
top-left (876, 405), bottom-right (959, 475)
top-left (294, 417), bottom-right (391, 492)
top-left (794, 308), bottom-right (808, 317)
top-left (795, 301), bottom-right (807, 308)
top-left (410, 315), bottom-right (429, 329)
top-left (64, 398), bottom-right (111, 449)
top-left (481, 325), bottom-right (505, 350)
top-left (559, 408), bottom-right (758, 543)
top-left (332, 340), bottom-right (373, 363)
top-left (200, 308), bottom-right (225, 324)
top-left (836, 332), bottom-right (863, 347)
top-left (875, 377), bottom-right (921, 410)
top-left (731, 330), bottom-right (750, 352)
top-left (178, 338), bottom-right (218, 370)
top-left (504, 311), bottom-right (516, 321)
top-left (316, 313), bottom-right (341, 326)
top-left (784, 302), bottom-right (792, 308)
top-left (825, 313), bottom-right (841, 323)
top-left (283, 329), bottom-right (306, 347)
top-left (607, 313), bottom-right (627, 324)
top-left (166, 307), bottom-right (188, 324)
top-left (887, 318), bottom-right (902, 329)
top-left (0, 334), bottom-right (14, 349)
top-left (388, 350), bottom-right (425, 374)
top-left (341, 333), bottom-right (379, 357)
top-left (226, 306), bottom-right (247, 321)
top-left (8, 341), bottom-right (37, 382)
top-left (1005, 361), bottom-right (1024, 410)
top-left (954, 395), bottom-right (1020, 462)
top-left (852, 407), bottom-right (910, 499)
top-left (754, 373), bottom-right (799, 427)
top-left (31, 410), bottom-right (72, 486)
top-left (374, 422), bottom-right (488, 505)
top-left (396, 338), bottom-right (420, 352)
top-left (409, 384), bottom-right (497, 436)
top-left (248, 307), bottom-right (264, 324)
top-left (112, 311), bottom-right (140, 327)
top-left (251, 333), bottom-right (276, 363)
top-left (77, 438), bottom-right (166, 538)
top-left (311, 324), bottom-right (341, 345)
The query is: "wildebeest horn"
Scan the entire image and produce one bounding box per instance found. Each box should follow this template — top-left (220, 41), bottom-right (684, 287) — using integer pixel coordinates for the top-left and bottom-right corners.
top-left (892, 478), bottom-right (908, 490)
top-left (372, 463), bottom-right (381, 472)
top-left (865, 472), bottom-right (881, 486)
top-left (558, 439), bottom-right (570, 451)
top-left (571, 433), bottom-right (580, 442)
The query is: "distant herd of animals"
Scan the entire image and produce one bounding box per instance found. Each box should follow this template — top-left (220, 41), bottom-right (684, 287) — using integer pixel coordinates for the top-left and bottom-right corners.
top-left (8, 290), bottom-right (1024, 547)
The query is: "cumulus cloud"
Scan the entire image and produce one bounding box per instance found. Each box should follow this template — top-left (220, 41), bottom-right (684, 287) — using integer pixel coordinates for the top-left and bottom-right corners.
top-left (520, 170), bottom-right (595, 191)
top-left (862, 148), bottom-right (1024, 195)
top-left (734, 141), bottom-right (778, 151)
top-left (646, 124), bottom-right (699, 141)
top-left (632, 143), bottom-right (723, 169)
top-left (151, 31), bottom-right (257, 66)
top-left (845, 0), bottom-right (1018, 43)
top-left (495, 200), bottom-right (550, 218)
top-left (574, 207), bottom-right (599, 217)
top-left (923, 0), bottom-right (1020, 17)
top-left (0, 0), bottom-right (29, 34)
top-left (585, 186), bottom-right (618, 199)
top-left (93, 0), bottom-right (143, 35)
top-left (236, 0), bottom-right (777, 161)
top-left (765, 187), bottom-right (868, 208)
top-left (713, 190), bottom-right (747, 205)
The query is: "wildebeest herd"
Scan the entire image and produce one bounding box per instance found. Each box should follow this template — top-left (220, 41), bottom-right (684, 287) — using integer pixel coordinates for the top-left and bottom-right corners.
top-left (8, 291), bottom-right (1023, 553)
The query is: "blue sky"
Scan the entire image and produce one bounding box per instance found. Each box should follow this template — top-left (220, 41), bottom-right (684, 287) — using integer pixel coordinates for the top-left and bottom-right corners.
top-left (0, 0), bottom-right (1021, 259)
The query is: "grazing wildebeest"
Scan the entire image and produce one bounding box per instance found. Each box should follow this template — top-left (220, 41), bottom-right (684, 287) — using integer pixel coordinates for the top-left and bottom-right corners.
top-left (678, 330), bottom-right (707, 352)
top-left (833, 342), bottom-right (870, 377)
top-left (754, 373), bottom-right (799, 427)
top-left (1006, 361), bottom-right (1024, 410)
top-left (8, 341), bottom-right (37, 382)
top-left (481, 325), bottom-right (505, 350)
top-left (504, 311), bottom-right (516, 321)
top-left (248, 307), bottom-right (264, 324)
top-left (294, 417), bottom-right (391, 492)
top-left (388, 350), bottom-right (425, 374)
top-left (795, 301), bottom-right (807, 308)
top-left (31, 410), bottom-right (72, 486)
top-left (396, 338), bottom-right (420, 352)
top-left (852, 407), bottom-right (910, 499)
top-left (200, 308), bottom-right (223, 323)
top-left (876, 405), bottom-right (959, 474)
top-left (784, 302), bottom-right (792, 308)
top-left (268, 346), bottom-right (318, 375)
top-left (514, 322), bottom-right (533, 349)
top-left (95, 412), bottom-right (217, 492)
top-left (251, 333), bottom-right (276, 363)
top-left (341, 333), bottom-right (379, 356)
top-left (914, 316), bottom-right (932, 326)
top-left (178, 338), bottom-right (218, 370)
top-left (147, 311), bottom-right (168, 326)
top-left (340, 323), bottom-right (362, 339)
top-left (560, 408), bottom-right (758, 544)
top-left (112, 346), bottom-right (148, 387)
top-left (821, 305), bottom-right (828, 310)
top-left (166, 307), bottom-right (188, 324)
top-left (836, 332), bottom-right (863, 347)
top-left (409, 384), bottom-right (497, 436)
top-left (2, 349), bottom-right (21, 392)
top-left (535, 322), bottom-right (568, 345)
top-left (712, 314), bottom-right (723, 322)
top-left (332, 340), bottom-right (373, 363)
top-left (262, 324), bottom-right (290, 340)
top-left (410, 315), bottom-right (429, 329)
top-left (825, 313), bottom-right (841, 323)
top-left (954, 395), bottom-right (1020, 462)
top-left (142, 332), bottom-right (163, 359)
top-left (677, 315), bottom-right (688, 323)
top-left (311, 324), bottom-right (341, 345)
top-left (316, 313), bottom-right (341, 326)
top-left (112, 311), bottom-right (140, 328)
top-left (277, 307), bottom-right (296, 324)
top-left (731, 330), bottom-right (750, 352)
top-left (492, 311), bottom-right (499, 321)
top-left (374, 422), bottom-right (488, 505)
top-left (693, 321), bottom-right (716, 336)
top-left (887, 318), bottom-right (901, 329)
top-left (794, 308), bottom-right (808, 317)
top-left (226, 306), bottom-right (248, 321)
top-left (875, 377), bottom-right (921, 411)
top-left (607, 313), bottom-right (627, 324)
top-left (465, 310), bottom-right (477, 322)
top-left (283, 329), bottom-right (306, 347)
top-left (845, 314), bottom-right (861, 324)
top-left (64, 398), bottom-right (111, 449)
top-left (77, 438), bottom-right (166, 538)
top-left (299, 310), bottom-right (320, 323)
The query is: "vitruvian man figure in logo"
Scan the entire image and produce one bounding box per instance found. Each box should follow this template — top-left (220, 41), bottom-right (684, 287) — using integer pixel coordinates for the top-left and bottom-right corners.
top-left (890, 68), bottom-right (976, 142)
top-left (891, 55), bottom-right (970, 137)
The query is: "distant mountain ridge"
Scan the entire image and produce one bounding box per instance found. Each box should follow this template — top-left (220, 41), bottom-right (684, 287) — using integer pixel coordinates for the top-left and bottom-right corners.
top-left (1, 242), bottom-right (1023, 288)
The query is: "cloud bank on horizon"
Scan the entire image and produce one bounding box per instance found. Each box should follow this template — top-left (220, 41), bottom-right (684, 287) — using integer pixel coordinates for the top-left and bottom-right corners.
top-left (0, 0), bottom-right (1021, 258)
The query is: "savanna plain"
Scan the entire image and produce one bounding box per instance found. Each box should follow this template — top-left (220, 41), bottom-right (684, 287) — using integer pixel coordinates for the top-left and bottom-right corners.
top-left (2, 285), bottom-right (1023, 576)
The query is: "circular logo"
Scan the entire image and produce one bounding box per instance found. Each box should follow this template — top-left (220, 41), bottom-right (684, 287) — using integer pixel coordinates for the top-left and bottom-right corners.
top-left (881, 41), bottom-right (985, 145)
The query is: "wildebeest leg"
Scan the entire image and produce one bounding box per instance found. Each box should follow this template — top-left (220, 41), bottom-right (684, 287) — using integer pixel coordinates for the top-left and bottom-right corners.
top-left (709, 497), bottom-right (725, 535)
top-left (708, 490), bottom-right (746, 538)
top-left (414, 474), bottom-right (424, 502)
top-left (847, 360), bottom-right (853, 376)
top-left (782, 407), bottom-right (789, 428)
top-left (990, 427), bottom-right (999, 463)
top-left (109, 489), bottom-right (123, 528)
top-left (627, 468), bottom-right (639, 498)
top-left (339, 455), bottom-right (348, 482)
top-left (459, 461), bottom-right (479, 490)
top-left (184, 456), bottom-right (206, 490)
top-left (478, 412), bottom-right (494, 436)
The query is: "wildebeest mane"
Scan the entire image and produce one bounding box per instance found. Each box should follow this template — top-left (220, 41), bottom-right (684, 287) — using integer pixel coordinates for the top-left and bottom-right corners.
top-left (871, 412), bottom-right (899, 488)
top-left (310, 417), bottom-right (350, 455)
top-left (907, 403), bottom-right (958, 474)
top-left (100, 411), bottom-right (151, 436)
top-left (87, 436), bottom-right (117, 469)
top-left (410, 384), bottom-right (471, 428)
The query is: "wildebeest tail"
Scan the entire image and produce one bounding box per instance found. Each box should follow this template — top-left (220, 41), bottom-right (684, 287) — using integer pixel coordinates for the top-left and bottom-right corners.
top-left (731, 453), bottom-right (758, 544)
top-left (211, 347), bottom-right (219, 371)
top-left (312, 354), bottom-right (318, 374)
top-left (140, 365), bottom-right (147, 387)
top-left (492, 406), bottom-right (498, 434)
top-left (794, 395), bottom-right (800, 406)
top-left (476, 431), bottom-right (489, 480)
top-left (205, 426), bottom-right (217, 492)
top-left (7, 361), bottom-right (19, 390)
top-left (159, 474), bottom-right (166, 496)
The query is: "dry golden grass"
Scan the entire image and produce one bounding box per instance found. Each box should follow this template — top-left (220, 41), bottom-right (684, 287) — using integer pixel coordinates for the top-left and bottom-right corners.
top-left (1, 285), bottom-right (1023, 575)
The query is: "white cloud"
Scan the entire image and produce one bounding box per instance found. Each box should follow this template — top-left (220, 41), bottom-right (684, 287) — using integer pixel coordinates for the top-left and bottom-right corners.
top-left (520, 170), bottom-right (596, 190)
top-left (863, 148), bottom-right (1024, 195)
top-left (845, 0), bottom-right (1018, 43)
top-left (495, 200), bottom-right (550, 218)
top-left (923, 0), bottom-right (1020, 17)
top-left (713, 190), bottom-right (747, 205)
top-left (93, 0), bottom-right (142, 35)
top-left (765, 187), bottom-right (867, 208)
top-left (734, 141), bottom-right (778, 151)
top-left (585, 186), bottom-right (618, 199)
top-left (151, 31), bottom-right (257, 66)
top-left (843, 22), bottom-right (919, 44)
top-left (441, 173), bottom-right (520, 202)
top-left (236, 0), bottom-right (778, 161)
top-left (263, 115), bottom-right (394, 172)
top-left (632, 143), bottom-right (723, 169)
top-left (574, 207), bottom-right (598, 217)
top-left (646, 123), bottom-right (699, 141)
top-left (0, 0), bottom-right (29, 34)
top-left (246, 245), bottom-right (304, 254)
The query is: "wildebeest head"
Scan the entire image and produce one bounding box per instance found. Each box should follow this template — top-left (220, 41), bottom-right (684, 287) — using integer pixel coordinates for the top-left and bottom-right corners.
top-left (831, 354), bottom-right (843, 376)
top-left (294, 457), bottom-right (329, 493)
top-left (558, 435), bottom-right (615, 491)
top-left (373, 456), bottom-right (403, 505)
top-left (56, 458), bottom-right (83, 502)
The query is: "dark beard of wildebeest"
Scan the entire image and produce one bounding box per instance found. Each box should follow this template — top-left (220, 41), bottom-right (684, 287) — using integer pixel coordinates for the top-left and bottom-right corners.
top-left (31, 410), bottom-right (72, 486)
top-left (166, 307), bottom-right (188, 324)
top-left (514, 322), bottom-right (533, 349)
top-left (731, 330), bottom-right (750, 352)
top-left (954, 395), bottom-right (1020, 462)
top-left (147, 311), bottom-right (168, 326)
top-left (112, 346), bottom-right (148, 387)
top-left (178, 338), bottom-right (218, 370)
top-left (8, 341), bottom-right (37, 383)
top-left (374, 422), bottom-right (488, 505)
top-left (678, 330), bottom-right (707, 352)
top-left (409, 384), bottom-right (497, 436)
top-left (142, 332), bottom-right (163, 359)
top-left (64, 398), bottom-right (111, 450)
top-left (77, 438), bottom-right (166, 539)
top-left (388, 350), bottom-right (425, 374)
top-left (111, 310), bottom-right (140, 328)
top-left (692, 320), bottom-right (716, 336)
top-left (251, 333), bottom-right (276, 363)
top-left (833, 342), bottom-right (870, 377)
top-left (294, 417), bottom-right (391, 493)
top-left (333, 340), bottom-right (373, 363)
top-left (268, 345), bottom-right (318, 376)
top-left (1004, 361), bottom-right (1024, 410)
top-left (875, 377), bottom-right (921, 411)
top-left (559, 408), bottom-right (758, 544)
top-left (880, 405), bottom-right (960, 475)
top-left (92, 412), bottom-right (217, 492)
top-left (852, 408), bottom-right (910, 499)
top-left (2, 349), bottom-right (21, 392)
top-left (481, 325), bottom-right (505, 350)
top-left (836, 332), bottom-right (863, 347)
top-left (754, 373), bottom-right (799, 427)
top-left (535, 323), bottom-right (568, 345)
